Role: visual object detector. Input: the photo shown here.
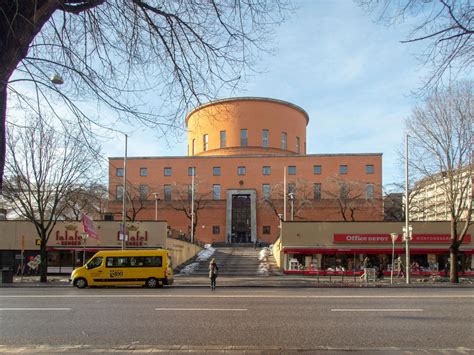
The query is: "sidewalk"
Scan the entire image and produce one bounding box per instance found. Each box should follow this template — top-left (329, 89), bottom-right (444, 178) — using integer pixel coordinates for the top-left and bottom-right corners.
top-left (1, 274), bottom-right (473, 288)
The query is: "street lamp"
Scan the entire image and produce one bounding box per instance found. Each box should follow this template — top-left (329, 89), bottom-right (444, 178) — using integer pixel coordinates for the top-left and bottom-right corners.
top-left (404, 134), bottom-right (411, 284)
top-left (81, 233), bottom-right (88, 265)
top-left (288, 192), bottom-right (295, 221)
top-left (390, 232), bottom-right (398, 284)
top-left (153, 192), bottom-right (159, 221)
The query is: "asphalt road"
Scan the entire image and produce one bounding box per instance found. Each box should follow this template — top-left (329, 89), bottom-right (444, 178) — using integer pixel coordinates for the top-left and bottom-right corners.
top-left (0, 287), bottom-right (473, 353)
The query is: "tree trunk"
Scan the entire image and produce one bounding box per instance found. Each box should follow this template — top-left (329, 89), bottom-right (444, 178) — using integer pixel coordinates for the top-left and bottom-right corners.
top-left (449, 245), bottom-right (459, 283)
top-left (40, 233), bottom-right (48, 283)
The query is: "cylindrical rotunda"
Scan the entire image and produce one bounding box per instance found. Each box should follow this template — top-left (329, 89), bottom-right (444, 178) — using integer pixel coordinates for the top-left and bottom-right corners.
top-left (186, 97), bottom-right (309, 156)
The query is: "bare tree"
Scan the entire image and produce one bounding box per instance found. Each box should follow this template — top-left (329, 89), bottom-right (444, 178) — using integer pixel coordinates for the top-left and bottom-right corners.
top-left (358, 0), bottom-right (473, 90)
top-left (3, 114), bottom-right (101, 282)
top-left (406, 81), bottom-right (473, 283)
top-left (58, 183), bottom-right (109, 221)
top-left (0, 0), bottom-right (290, 192)
top-left (166, 180), bottom-right (212, 242)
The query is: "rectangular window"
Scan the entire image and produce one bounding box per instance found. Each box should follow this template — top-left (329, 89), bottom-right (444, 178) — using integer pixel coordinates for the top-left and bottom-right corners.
top-left (213, 184), bottom-right (221, 200)
top-left (139, 185), bottom-right (149, 200)
top-left (192, 139), bottom-right (195, 155)
top-left (296, 137), bottom-right (300, 154)
top-left (203, 134), bottom-right (209, 151)
top-left (237, 166), bottom-right (246, 176)
top-left (164, 185), bottom-right (172, 201)
top-left (263, 226), bottom-right (271, 235)
top-left (213, 167), bottom-right (221, 176)
top-left (240, 129), bottom-right (248, 147)
top-left (187, 184), bottom-right (192, 201)
top-left (340, 184), bottom-right (348, 199)
top-left (262, 166), bottom-right (271, 175)
top-left (105, 256), bottom-right (162, 268)
top-left (314, 183), bottom-right (321, 201)
top-left (366, 184), bottom-right (374, 200)
top-left (288, 166), bottom-right (296, 175)
top-left (140, 168), bottom-right (148, 177)
top-left (366, 164), bottom-right (374, 174)
top-left (220, 130), bottom-right (226, 148)
top-left (116, 168), bottom-right (124, 177)
top-left (116, 185), bottom-right (124, 200)
top-left (313, 165), bottom-right (322, 175)
top-left (288, 183), bottom-right (296, 194)
top-left (212, 226), bottom-right (220, 235)
top-left (262, 129), bottom-right (269, 148)
top-left (262, 184), bottom-right (271, 200)
top-left (188, 167), bottom-right (196, 176)
top-left (164, 167), bottom-right (172, 176)
top-left (339, 165), bottom-right (348, 174)
top-left (281, 132), bottom-right (287, 150)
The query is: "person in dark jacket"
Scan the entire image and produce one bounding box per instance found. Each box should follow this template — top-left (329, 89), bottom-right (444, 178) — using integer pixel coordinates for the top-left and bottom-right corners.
top-left (209, 258), bottom-right (219, 290)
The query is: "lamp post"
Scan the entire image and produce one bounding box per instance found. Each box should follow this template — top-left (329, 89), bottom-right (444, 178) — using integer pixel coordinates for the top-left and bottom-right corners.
top-left (81, 233), bottom-right (88, 265)
top-left (390, 232), bottom-right (398, 284)
top-left (288, 192), bottom-right (295, 221)
top-left (404, 134), bottom-right (411, 284)
top-left (153, 192), bottom-right (159, 221)
top-left (190, 170), bottom-right (195, 244)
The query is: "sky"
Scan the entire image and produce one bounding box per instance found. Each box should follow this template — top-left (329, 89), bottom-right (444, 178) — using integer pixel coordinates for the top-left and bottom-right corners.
top-left (102, 0), bottom-right (432, 189)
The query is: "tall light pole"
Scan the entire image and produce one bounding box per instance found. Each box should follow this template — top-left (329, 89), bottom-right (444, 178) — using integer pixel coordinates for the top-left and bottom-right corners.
top-left (190, 169), bottom-right (195, 244)
top-left (121, 133), bottom-right (128, 250)
top-left (390, 232), bottom-right (398, 284)
top-left (283, 166), bottom-right (287, 221)
top-left (404, 134), bottom-right (411, 284)
top-left (153, 192), bottom-right (159, 221)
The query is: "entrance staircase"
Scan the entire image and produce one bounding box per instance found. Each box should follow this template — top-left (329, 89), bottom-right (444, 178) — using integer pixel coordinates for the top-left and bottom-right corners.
top-left (177, 246), bottom-right (281, 277)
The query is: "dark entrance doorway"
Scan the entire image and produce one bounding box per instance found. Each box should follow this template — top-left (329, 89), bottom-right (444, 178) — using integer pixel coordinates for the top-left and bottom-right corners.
top-left (231, 194), bottom-right (251, 243)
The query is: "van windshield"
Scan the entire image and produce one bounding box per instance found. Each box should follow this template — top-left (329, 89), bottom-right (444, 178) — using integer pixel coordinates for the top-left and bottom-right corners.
top-left (87, 257), bottom-right (103, 270)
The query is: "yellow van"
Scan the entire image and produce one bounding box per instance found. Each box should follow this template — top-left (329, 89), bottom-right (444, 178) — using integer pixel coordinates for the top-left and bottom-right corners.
top-left (70, 249), bottom-right (174, 288)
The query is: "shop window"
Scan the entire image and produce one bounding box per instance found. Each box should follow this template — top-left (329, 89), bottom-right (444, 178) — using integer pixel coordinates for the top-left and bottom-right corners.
top-left (366, 164), bottom-right (374, 174)
top-left (262, 166), bottom-right (271, 175)
top-left (288, 166), bottom-right (296, 175)
top-left (164, 167), bottom-right (172, 176)
top-left (313, 165), bottom-right (321, 175)
top-left (262, 129), bottom-right (269, 148)
top-left (213, 167), bottom-right (221, 176)
top-left (116, 168), bottom-right (124, 177)
top-left (237, 166), bottom-right (246, 176)
top-left (164, 185), bottom-right (172, 201)
top-left (220, 130), bottom-right (226, 148)
top-left (212, 226), bottom-right (220, 235)
top-left (263, 226), bottom-right (271, 234)
top-left (140, 168), bottom-right (148, 176)
top-left (339, 165), bottom-right (348, 174)
top-left (241, 129), bottom-right (248, 147)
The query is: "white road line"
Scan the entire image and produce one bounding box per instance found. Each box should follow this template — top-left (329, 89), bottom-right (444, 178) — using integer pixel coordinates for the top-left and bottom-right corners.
top-left (331, 308), bottom-right (424, 312)
top-left (0, 308), bottom-right (71, 311)
top-left (155, 308), bottom-right (247, 311)
top-left (0, 294), bottom-right (472, 299)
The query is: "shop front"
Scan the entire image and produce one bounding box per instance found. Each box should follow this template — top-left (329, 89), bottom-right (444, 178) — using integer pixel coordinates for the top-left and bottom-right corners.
top-left (0, 220), bottom-right (167, 274)
top-left (280, 221), bottom-right (473, 277)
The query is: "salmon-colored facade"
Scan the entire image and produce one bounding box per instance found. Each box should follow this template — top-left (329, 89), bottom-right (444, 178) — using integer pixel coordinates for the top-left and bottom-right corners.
top-left (108, 98), bottom-right (383, 244)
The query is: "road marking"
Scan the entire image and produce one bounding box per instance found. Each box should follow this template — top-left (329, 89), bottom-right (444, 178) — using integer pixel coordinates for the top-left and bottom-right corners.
top-left (331, 308), bottom-right (424, 312)
top-left (0, 308), bottom-right (71, 311)
top-left (1, 294), bottom-right (472, 299)
top-left (155, 308), bottom-right (247, 311)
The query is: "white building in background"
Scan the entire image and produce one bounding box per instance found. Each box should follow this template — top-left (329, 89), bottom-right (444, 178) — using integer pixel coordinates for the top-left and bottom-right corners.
top-left (410, 168), bottom-right (473, 221)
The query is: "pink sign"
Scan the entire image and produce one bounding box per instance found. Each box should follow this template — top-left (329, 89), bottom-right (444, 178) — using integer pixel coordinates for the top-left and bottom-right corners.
top-left (81, 214), bottom-right (99, 240)
top-left (333, 234), bottom-right (471, 244)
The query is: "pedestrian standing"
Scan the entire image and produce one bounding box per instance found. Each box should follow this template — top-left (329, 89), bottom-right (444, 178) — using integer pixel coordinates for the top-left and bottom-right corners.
top-left (397, 256), bottom-right (405, 278)
top-left (209, 258), bottom-right (219, 290)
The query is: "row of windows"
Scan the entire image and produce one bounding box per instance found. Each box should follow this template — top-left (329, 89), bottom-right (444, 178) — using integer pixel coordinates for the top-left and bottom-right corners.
top-left (210, 226), bottom-right (272, 235)
top-left (116, 164), bottom-right (376, 177)
top-left (191, 129), bottom-right (302, 154)
top-left (105, 256), bottom-right (162, 268)
top-left (116, 182), bottom-right (376, 201)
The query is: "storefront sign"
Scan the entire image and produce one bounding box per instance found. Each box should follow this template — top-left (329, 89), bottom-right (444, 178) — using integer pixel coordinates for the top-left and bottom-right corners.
top-left (116, 225), bottom-right (149, 246)
top-left (334, 234), bottom-right (471, 244)
top-left (55, 226), bottom-right (83, 246)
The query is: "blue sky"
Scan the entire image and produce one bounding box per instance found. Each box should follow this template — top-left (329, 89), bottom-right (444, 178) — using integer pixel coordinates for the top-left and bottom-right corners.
top-left (103, 0), bottom-right (431, 188)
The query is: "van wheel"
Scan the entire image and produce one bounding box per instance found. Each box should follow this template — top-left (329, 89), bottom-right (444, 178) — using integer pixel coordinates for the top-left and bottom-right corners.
top-left (74, 278), bottom-right (87, 289)
top-left (146, 278), bottom-right (158, 288)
